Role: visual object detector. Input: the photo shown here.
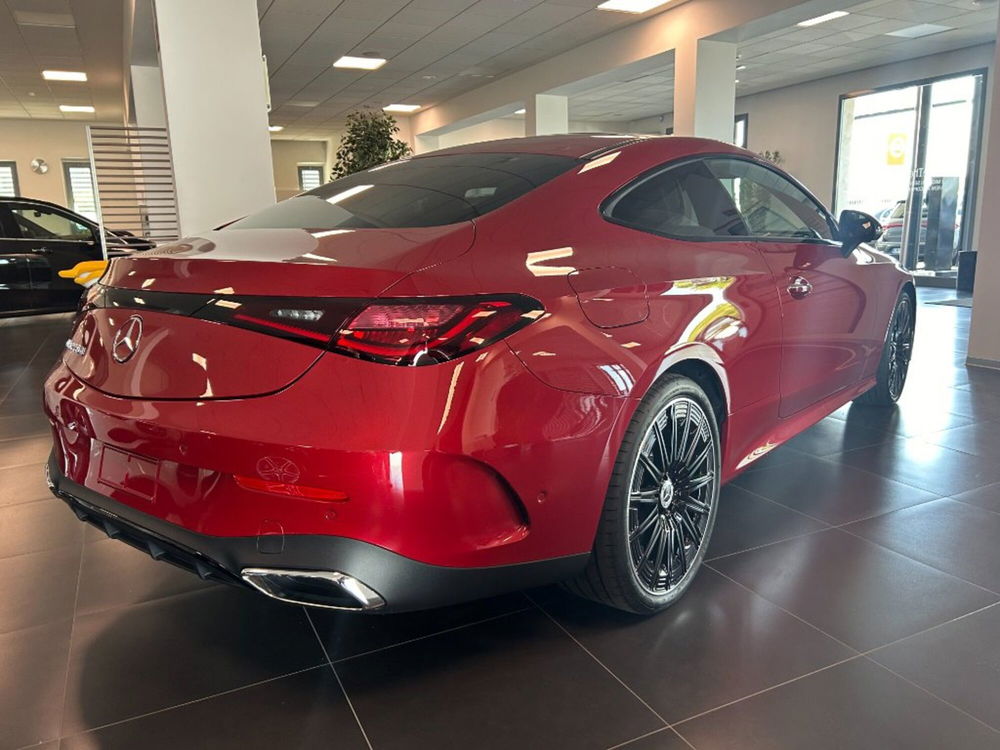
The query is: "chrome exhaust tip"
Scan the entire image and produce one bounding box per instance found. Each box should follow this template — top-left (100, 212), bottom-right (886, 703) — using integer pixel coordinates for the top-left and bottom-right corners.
top-left (240, 568), bottom-right (385, 611)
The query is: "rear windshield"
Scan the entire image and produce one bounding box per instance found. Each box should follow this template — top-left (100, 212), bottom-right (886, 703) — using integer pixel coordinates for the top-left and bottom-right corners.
top-left (227, 152), bottom-right (577, 231)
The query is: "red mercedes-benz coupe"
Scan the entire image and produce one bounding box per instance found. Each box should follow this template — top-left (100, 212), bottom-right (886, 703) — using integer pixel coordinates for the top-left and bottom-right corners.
top-left (43, 135), bottom-right (914, 615)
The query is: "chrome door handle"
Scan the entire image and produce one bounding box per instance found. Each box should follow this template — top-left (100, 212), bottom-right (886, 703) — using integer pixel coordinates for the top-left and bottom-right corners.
top-left (787, 276), bottom-right (812, 298)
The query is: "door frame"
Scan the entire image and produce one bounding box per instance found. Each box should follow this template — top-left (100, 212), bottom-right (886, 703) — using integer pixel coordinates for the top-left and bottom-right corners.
top-left (832, 67), bottom-right (989, 266)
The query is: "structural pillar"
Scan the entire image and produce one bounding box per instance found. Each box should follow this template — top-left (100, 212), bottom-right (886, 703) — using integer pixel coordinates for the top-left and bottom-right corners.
top-left (525, 94), bottom-right (568, 137)
top-left (152, 0), bottom-right (275, 235)
top-left (130, 65), bottom-right (166, 128)
top-left (673, 39), bottom-right (737, 143)
top-left (967, 11), bottom-right (1000, 369)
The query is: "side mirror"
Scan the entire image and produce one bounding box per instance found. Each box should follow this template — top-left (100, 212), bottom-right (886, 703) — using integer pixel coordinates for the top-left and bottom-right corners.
top-left (838, 210), bottom-right (882, 255)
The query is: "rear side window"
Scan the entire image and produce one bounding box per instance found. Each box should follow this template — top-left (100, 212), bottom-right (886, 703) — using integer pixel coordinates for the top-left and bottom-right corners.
top-left (228, 153), bottom-right (576, 231)
top-left (605, 160), bottom-right (748, 239)
top-left (705, 158), bottom-right (835, 241)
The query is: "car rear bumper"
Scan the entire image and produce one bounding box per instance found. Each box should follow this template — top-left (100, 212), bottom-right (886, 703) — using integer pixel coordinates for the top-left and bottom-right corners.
top-left (44, 346), bottom-right (626, 569)
top-left (47, 454), bottom-right (588, 613)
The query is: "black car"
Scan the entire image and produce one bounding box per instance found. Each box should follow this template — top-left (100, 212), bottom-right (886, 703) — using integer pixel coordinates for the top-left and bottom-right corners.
top-left (0, 197), bottom-right (154, 315)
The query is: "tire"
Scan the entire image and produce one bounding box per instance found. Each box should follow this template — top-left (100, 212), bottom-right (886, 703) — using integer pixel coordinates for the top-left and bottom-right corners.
top-left (564, 374), bottom-right (721, 615)
top-left (855, 290), bottom-right (915, 406)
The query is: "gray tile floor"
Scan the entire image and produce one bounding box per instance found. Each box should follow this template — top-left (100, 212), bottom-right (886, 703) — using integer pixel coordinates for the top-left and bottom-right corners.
top-left (2, 288), bottom-right (999, 749)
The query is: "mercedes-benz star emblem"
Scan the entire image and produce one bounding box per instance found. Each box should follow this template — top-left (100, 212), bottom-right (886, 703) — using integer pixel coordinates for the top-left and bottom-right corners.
top-left (256, 456), bottom-right (301, 483)
top-left (112, 315), bottom-right (143, 363)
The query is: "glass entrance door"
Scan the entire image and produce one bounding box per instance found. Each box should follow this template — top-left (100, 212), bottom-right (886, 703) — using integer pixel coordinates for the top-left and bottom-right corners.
top-left (835, 71), bottom-right (985, 278)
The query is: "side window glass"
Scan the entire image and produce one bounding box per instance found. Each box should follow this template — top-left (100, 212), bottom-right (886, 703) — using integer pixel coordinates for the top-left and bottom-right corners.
top-left (706, 158), bottom-right (835, 241)
top-left (607, 161), bottom-right (748, 239)
top-left (0, 207), bottom-right (17, 239)
top-left (10, 206), bottom-right (93, 241)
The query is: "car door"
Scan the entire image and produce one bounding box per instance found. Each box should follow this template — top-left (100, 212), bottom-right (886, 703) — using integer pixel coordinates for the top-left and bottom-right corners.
top-left (602, 156), bottom-right (785, 472)
top-left (0, 203), bottom-right (36, 313)
top-left (8, 201), bottom-right (100, 311)
top-left (705, 157), bottom-right (880, 418)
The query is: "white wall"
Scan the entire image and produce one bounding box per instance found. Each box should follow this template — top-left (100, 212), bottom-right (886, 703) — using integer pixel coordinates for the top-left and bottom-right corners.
top-left (626, 114), bottom-right (672, 134)
top-left (967, 14), bottom-right (1000, 366)
top-left (270, 139), bottom-right (326, 201)
top-left (433, 117), bottom-right (620, 151)
top-left (0, 120), bottom-right (101, 205)
top-left (130, 65), bottom-right (166, 128)
top-left (437, 118), bottom-right (525, 149)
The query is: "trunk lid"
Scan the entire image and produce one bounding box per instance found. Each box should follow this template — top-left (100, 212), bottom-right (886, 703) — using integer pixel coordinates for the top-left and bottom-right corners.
top-left (101, 225), bottom-right (474, 296)
top-left (66, 224), bottom-right (474, 400)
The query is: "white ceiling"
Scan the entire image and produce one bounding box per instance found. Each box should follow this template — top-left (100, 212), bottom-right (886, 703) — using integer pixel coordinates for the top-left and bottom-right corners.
top-left (569, 0), bottom-right (998, 122)
top-left (569, 68), bottom-right (675, 122)
top-left (0, 0), bottom-right (994, 137)
top-left (260, 0), bottom-right (676, 138)
top-left (0, 0), bottom-right (125, 121)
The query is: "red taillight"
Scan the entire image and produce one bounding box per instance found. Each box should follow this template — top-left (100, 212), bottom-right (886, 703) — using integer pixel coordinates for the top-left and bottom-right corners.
top-left (231, 312), bottom-right (332, 342)
top-left (85, 287), bottom-right (542, 366)
top-left (332, 296), bottom-right (542, 366)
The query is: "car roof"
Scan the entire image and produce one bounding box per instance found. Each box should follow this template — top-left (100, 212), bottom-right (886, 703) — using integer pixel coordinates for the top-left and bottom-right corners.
top-left (417, 134), bottom-right (750, 162)
top-left (0, 195), bottom-right (95, 218)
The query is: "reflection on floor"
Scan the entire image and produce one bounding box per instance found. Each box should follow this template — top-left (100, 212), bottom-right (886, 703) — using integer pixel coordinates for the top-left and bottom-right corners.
top-left (3, 288), bottom-right (1000, 749)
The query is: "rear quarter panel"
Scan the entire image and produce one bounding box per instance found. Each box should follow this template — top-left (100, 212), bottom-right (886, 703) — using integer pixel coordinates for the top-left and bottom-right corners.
top-left (389, 139), bottom-right (784, 482)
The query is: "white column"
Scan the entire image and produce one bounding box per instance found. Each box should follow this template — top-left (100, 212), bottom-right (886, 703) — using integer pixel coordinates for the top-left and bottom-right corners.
top-left (967, 13), bottom-right (1000, 368)
top-left (130, 65), bottom-right (166, 128)
top-left (673, 39), bottom-right (737, 143)
top-left (525, 94), bottom-right (568, 137)
top-left (153, 0), bottom-right (275, 235)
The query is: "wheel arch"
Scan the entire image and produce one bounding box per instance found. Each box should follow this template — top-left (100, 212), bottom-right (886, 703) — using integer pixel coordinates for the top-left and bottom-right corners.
top-left (665, 358), bottom-right (728, 426)
top-left (901, 279), bottom-right (916, 308)
top-left (638, 344), bottom-right (729, 427)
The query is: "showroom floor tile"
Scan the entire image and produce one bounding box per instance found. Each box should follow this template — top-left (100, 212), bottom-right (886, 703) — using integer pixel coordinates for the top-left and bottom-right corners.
top-left (708, 527), bottom-right (998, 651)
top-left (673, 658), bottom-right (1000, 750)
top-left (3, 290), bottom-right (1000, 749)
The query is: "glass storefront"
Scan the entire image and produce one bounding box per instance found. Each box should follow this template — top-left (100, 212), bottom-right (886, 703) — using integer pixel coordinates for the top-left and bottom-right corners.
top-left (835, 71), bottom-right (985, 279)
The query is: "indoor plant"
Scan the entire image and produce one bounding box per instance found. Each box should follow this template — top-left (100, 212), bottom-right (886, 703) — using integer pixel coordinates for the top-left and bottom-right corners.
top-left (331, 109), bottom-right (412, 179)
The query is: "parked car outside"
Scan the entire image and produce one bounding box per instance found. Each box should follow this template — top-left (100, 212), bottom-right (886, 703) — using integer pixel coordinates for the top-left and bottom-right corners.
top-left (875, 199), bottom-right (961, 264)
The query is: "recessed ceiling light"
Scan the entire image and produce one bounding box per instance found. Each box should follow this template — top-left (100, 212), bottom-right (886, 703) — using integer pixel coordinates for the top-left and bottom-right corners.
top-left (268, 125), bottom-right (284, 132)
top-left (13, 10), bottom-right (74, 27)
top-left (797, 10), bottom-right (849, 27)
top-left (43, 70), bottom-right (87, 81)
top-left (59, 104), bottom-right (94, 113)
top-left (887, 23), bottom-right (952, 39)
top-left (597, 0), bottom-right (672, 13)
top-left (383, 104), bottom-right (420, 113)
top-left (514, 108), bottom-right (526, 115)
top-left (333, 55), bottom-right (386, 70)
top-left (736, 64), bottom-right (747, 71)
